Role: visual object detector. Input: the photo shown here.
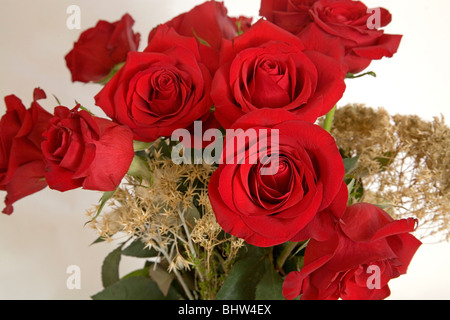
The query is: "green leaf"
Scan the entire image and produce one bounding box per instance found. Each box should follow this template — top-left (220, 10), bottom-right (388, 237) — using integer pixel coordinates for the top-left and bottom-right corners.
top-left (149, 264), bottom-right (175, 296)
top-left (346, 71), bottom-right (377, 79)
top-left (293, 240), bottom-right (309, 256)
top-left (345, 177), bottom-right (365, 204)
top-left (122, 267), bottom-right (150, 279)
top-left (346, 178), bottom-right (356, 204)
top-left (343, 156), bottom-right (359, 175)
top-left (156, 138), bottom-right (173, 158)
top-left (90, 236), bottom-right (105, 246)
top-left (283, 255), bottom-right (304, 274)
top-left (122, 239), bottom-right (158, 258)
top-left (96, 62), bottom-right (125, 85)
top-left (91, 276), bottom-right (179, 300)
top-left (236, 243), bottom-right (268, 260)
top-left (215, 256), bottom-right (266, 300)
top-left (235, 20), bottom-right (244, 36)
top-left (84, 190), bottom-right (116, 226)
top-left (77, 104), bottom-right (94, 115)
top-left (323, 105), bottom-right (337, 133)
top-left (191, 28), bottom-right (211, 47)
top-left (133, 140), bottom-right (152, 152)
top-left (102, 246), bottom-right (122, 288)
top-left (53, 94), bottom-right (61, 105)
top-left (255, 260), bottom-right (285, 300)
top-left (374, 151), bottom-right (396, 169)
top-left (127, 155), bottom-right (152, 181)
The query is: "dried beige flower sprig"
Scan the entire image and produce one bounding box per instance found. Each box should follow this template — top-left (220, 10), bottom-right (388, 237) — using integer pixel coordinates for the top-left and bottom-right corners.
top-left (329, 104), bottom-right (450, 241)
top-left (87, 139), bottom-right (243, 299)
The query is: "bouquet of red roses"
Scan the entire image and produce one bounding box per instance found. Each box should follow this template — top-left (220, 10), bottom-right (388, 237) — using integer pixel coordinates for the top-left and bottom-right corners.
top-left (5, 0), bottom-right (449, 301)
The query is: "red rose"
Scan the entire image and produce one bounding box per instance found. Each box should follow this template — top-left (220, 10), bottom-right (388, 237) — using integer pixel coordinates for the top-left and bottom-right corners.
top-left (208, 109), bottom-right (346, 247)
top-left (41, 106), bottom-right (134, 192)
top-left (148, 1), bottom-right (249, 74)
top-left (211, 20), bottom-right (346, 128)
top-left (95, 26), bottom-right (212, 142)
top-left (260, 0), bottom-right (402, 74)
top-left (0, 88), bottom-right (52, 215)
top-left (283, 203), bottom-right (422, 300)
top-left (259, 0), bottom-right (318, 34)
top-left (65, 13), bottom-right (140, 83)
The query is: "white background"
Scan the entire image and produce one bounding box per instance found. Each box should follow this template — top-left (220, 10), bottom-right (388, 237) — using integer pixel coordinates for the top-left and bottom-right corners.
top-left (0, 0), bottom-right (449, 300)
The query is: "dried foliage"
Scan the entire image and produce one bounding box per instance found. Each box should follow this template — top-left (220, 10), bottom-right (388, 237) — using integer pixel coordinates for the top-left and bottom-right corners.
top-left (329, 104), bottom-right (450, 241)
top-left (87, 140), bottom-right (243, 299)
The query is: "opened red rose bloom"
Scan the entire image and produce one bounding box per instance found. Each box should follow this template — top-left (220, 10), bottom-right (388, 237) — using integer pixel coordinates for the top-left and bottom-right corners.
top-left (41, 106), bottom-right (134, 192)
top-left (211, 19), bottom-right (346, 128)
top-left (208, 109), bottom-right (347, 247)
top-left (0, 88), bottom-right (52, 215)
top-left (283, 203), bottom-right (422, 300)
top-left (65, 13), bottom-right (141, 83)
top-left (95, 26), bottom-right (213, 142)
top-left (260, 0), bottom-right (402, 74)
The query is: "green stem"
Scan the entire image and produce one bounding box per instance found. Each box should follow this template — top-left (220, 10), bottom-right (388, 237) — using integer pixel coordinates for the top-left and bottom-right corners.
top-left (154, 240), bottom-right (195, 301)
top-left (323, 105), bottom-right (337, 133)
top-left (276, 242), bottom-right (298, 272)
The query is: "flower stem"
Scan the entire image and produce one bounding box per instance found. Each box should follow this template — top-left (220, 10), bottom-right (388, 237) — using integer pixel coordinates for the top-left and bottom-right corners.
top-left (154, 240), bottom-right (195, 300)
top-left (178, 209), bottom-right (205, 282)
top-left (323, 105), bottom-right (337, 133)
top-left (276, 242), bottom-right (298, 273)
top-left (172, 268), bottom-right (195, 301)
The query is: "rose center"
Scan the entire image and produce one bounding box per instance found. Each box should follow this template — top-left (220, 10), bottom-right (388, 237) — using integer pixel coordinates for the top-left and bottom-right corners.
top-left (250, 156), bottom-right (296, 206)
top-left (246, 56), bottom-right (292, 109)
top-left (259, 59), bottom-right (279, 74)
top-left (154, 72), bottom-right (176, 92)
top-left (49, 126), bottom-right (71, 159)
top-left (133, 68), bottom-right (184, 116)
top-left (260, 159), bottom-right (291, 194)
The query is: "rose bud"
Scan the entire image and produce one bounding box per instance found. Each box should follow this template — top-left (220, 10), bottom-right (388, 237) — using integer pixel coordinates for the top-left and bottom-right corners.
top-left (65, 13), bottom-right (141, 83)
top-left (41, 106), bottom-right (134, 192)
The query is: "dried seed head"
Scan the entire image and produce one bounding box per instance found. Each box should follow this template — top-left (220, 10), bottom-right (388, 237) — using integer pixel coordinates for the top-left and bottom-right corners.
top-left (328, 104), bottom-right (450, 241)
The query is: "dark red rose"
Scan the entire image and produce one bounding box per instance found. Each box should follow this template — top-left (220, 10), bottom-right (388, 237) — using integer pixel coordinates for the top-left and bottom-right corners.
top-left (260, 0), bottom-right (402, 74)
top-left (95, 26), bottom-right (212, 142)
top-left (211, 20), bottom-right (346, 128)
top-left (208, 109), bottom-right (347, 247)
top-left (41, 106), bottom-right (134, 192)
top-left (0, 88), bottom-right (52, 215)
top-left (65, 13), bottom-right (141, 83)
top-left (283, 203), bottom-right (422, 300)
top-left (148, 1), bottom-right (251, 74)
top-left (260, 0), bottom-right (318, 33)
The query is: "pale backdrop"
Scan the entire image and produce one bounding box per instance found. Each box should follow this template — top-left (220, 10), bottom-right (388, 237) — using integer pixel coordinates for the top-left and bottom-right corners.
top-left (0, 0), bottom-right (449, 300)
